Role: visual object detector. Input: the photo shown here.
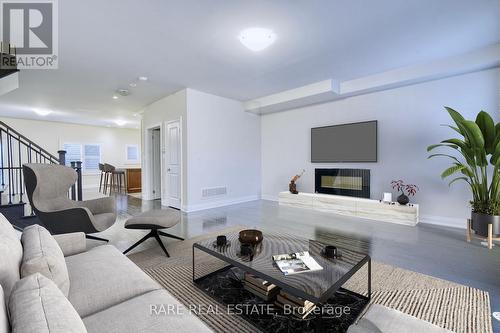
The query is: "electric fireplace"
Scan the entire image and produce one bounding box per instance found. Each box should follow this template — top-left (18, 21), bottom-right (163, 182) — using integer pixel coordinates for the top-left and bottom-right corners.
top-left (315, 169), bottom-right (370, 198)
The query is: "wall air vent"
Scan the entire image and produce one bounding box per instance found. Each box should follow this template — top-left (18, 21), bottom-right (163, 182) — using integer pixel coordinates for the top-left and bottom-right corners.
top-left (202, 186), bottom-right (227, 198)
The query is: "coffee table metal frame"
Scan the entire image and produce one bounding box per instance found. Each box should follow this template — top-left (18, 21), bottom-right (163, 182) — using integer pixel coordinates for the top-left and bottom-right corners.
top-left (192, 236), bottom-right (371, 332)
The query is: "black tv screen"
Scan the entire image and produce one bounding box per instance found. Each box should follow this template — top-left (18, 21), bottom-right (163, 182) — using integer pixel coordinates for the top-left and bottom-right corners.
top-left (311, 121), bottom-right (377, 162)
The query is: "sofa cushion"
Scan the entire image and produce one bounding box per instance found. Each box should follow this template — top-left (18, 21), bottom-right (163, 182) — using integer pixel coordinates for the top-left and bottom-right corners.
top-left (53, 232), bottom-right (87, 257)
top-left (65, 245), bottom-right (160, 317)
top-left (82, 289), bottom-right (212, 333)
top-left (0, 285), bottom-right (9, 333)
top-left (347, 304), bottom-right (453, 333)
top-left (0, 214), bottom-right (22, 302)
top-left (20, 224), bottom-right (70, 296)
top-left (8, 273), bottom-right (87, 333)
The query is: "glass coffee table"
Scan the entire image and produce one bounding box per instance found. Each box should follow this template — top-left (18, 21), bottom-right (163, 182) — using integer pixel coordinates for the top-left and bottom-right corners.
top-left (193, 231), bottom-right (371, 333)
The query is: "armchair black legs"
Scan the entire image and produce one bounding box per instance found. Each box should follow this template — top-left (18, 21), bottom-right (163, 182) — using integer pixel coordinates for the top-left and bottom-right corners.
top-left (86, 235), bottom-right (109, 242)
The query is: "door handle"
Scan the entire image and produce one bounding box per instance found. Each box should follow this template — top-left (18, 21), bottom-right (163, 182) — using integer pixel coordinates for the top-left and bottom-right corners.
top-left (167, 168), bottom-right (171, 172)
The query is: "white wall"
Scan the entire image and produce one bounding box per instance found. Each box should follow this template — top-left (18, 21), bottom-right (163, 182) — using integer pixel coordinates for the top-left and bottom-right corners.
top-left (0, 117), bottom-right (141, 188)
top-left (185, 89), bottom-right (261, 211)
top-left (141, 89), bottom-right (187, 203)
top-left (261, 68), bottom-right (500, 228)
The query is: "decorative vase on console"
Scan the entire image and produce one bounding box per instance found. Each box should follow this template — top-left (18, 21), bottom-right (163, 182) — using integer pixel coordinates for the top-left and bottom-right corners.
top-left (289, 169), bottom-right (305, 194)
top-left (391, 180), bottom-right (419, 205)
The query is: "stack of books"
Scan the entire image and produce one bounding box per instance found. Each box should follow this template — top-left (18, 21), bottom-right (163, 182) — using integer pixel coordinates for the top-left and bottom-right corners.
top-left (243, 273), bottom-right (280, 301)
top-left (275, 291), bottom-right (316, 319)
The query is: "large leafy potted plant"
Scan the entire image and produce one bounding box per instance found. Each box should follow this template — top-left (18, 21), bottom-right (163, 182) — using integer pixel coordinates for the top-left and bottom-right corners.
top-left (428, 107), bottom-right (500, 237)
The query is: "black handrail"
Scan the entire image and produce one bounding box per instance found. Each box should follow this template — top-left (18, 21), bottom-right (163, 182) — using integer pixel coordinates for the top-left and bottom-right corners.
top-left (0, 121), bottom-right (59, 163)
top-left (0, 121), bottom-right (83, 217)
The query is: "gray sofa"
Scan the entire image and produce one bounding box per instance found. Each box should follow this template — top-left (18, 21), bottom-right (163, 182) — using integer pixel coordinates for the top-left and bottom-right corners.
top-left (0, 214), bottom-right (212, 333)
top-left (347, 304), bottom-right (453, 333)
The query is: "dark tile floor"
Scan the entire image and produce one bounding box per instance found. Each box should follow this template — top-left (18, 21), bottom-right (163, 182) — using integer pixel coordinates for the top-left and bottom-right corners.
top-left (98, 193), bottom-right (500, 332)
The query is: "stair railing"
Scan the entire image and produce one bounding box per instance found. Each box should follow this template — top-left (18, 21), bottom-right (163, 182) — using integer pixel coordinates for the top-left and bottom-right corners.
top-left (0, 121), bottom-right (83, 213)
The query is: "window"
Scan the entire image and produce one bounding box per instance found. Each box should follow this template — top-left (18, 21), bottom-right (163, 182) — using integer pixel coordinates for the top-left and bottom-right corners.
top-left (62, 143), bottom-right (101, 172)
top-left (126, 144), bottom-right (140, 163)
top-left (63, 143), bottom-right (82, 166)
top-left (83, 144), bottom-right (101, 171)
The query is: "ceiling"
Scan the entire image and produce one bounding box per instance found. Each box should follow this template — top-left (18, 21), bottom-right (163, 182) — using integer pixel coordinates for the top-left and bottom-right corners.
top-left (0, 0), bottom-right (499, 128)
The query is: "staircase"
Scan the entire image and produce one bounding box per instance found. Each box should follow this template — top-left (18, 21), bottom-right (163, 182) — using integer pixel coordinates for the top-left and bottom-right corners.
top-left (0, 121), bottom-right (83, 230)
top-left (0, 42), bottom-right (19, 95)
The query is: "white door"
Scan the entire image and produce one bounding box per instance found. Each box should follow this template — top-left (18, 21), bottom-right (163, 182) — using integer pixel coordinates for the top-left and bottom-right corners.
top-left (165, 121), bottom-right (181, 209)
top-left (152, 128), bottom-right (161, 200)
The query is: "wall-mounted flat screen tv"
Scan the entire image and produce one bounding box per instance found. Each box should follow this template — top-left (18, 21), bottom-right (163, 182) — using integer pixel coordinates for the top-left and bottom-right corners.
top-left (311, 120), bottom-right (377, 162)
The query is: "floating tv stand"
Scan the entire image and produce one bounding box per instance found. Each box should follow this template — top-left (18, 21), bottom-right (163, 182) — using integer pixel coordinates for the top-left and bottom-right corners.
top-left (278, 191), bottom-right (419, 226)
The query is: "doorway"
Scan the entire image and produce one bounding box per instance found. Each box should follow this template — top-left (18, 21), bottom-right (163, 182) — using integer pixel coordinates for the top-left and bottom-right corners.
top-left (165, 120), bottom-right (181, 209)
top-left (150, 127), bottom-right (161, 200)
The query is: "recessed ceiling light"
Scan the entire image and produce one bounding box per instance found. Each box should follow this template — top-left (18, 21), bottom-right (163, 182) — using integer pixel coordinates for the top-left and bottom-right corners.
top-left (129, 82), bottom-right (137, 87)
top-left (138, 76), bottom-right (148, 81)
top-left (116, 89), bottom-right (130, 96)
top-left (112, 95), bottom-right (118, 100)
top-left (238, 27), bottom-right (276, 52)
top-left (33, 109), bottom-right (52, 116)
top-left (114, 120), bottom-right (127, 126)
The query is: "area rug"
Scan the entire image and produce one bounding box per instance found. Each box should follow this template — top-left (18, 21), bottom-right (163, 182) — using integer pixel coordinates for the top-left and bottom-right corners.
top-left (128, 226), bottom-right (492, 333)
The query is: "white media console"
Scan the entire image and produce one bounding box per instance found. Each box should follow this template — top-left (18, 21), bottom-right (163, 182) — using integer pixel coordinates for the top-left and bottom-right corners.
top-left (279, 191), bottom-right (419, 226)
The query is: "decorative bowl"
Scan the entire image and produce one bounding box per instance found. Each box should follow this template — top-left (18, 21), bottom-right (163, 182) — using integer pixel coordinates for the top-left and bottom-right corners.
top-left (238, 229), bottom-right (263, 245)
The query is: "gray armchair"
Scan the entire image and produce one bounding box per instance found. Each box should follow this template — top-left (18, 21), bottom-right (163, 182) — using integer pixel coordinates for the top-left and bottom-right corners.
top-left (22, 163), bottom-right (116, 242)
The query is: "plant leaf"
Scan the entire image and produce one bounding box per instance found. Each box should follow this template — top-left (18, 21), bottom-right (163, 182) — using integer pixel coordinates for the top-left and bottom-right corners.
top-left (475, 111), bottom-right (495, 154)
top-left (493, 129), bottom-right (500, 156)
top-left (491, 140), bottom-right (500, 165)
top-left (461, 120), bottom-right (485, 148)
top-left (441, 165), bottom-right (465, 179)
top-left (440, 124), bottom-right (463, 136)
top-left (441, 138), bottom-right (467, 150)
top-left (427, 153), bottom-right (461, 163)
top-left (448, 177), bottom-right (468, 186)
top-left (445, 106), bottom-right (465, 127)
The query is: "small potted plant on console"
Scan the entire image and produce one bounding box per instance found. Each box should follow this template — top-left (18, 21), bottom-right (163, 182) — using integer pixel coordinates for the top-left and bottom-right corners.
top-left (391, 180), bottom-right (419, 205)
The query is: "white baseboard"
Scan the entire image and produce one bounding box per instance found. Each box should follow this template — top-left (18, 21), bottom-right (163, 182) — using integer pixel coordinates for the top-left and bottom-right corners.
top-left (419, 214), bottom-right (467, 229)
top-left (182, 195), bottom-right (260, 213)
top-left (261, 194), bottom-right (278, 202)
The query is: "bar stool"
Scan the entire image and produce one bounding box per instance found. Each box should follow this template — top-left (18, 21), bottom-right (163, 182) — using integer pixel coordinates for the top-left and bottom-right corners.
top-left (98, 163), bottom-right (105, 193)
top-left (104, 163), bottom-right (126, 194)
top-left (111, 169), bottom-right (126, 193)
top-left (103, 163), bottom-right (114, 194)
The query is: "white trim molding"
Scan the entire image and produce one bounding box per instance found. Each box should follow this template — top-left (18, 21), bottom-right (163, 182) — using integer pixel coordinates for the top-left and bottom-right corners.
top-left (245, 43), bottom-right (500, 115)
top-left (182, 195), bottom-right (260, 213)
top-left (261, 194), bottom-right (279, 202)
top-left (419, 215), bottom-right (467, 229)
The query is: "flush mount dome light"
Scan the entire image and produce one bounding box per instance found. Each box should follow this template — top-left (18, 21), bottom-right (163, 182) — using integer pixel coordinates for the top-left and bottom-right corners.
top-left (238, 27), bottom-right (276, 52)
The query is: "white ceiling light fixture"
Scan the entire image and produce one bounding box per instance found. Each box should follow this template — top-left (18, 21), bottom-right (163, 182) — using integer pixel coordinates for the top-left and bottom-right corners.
top-left (114, 119), bottom-right (127, 126)
top-left (112, 95), bottom-right (119, 100)
top-left (33, 108), bottom-right (52, 116)
top-left (138, 76), bottom-right (148, 81)
top-left (116, 89), bottom-right (130, 96)
top-left (238, 27), bottom-right (277, 52)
